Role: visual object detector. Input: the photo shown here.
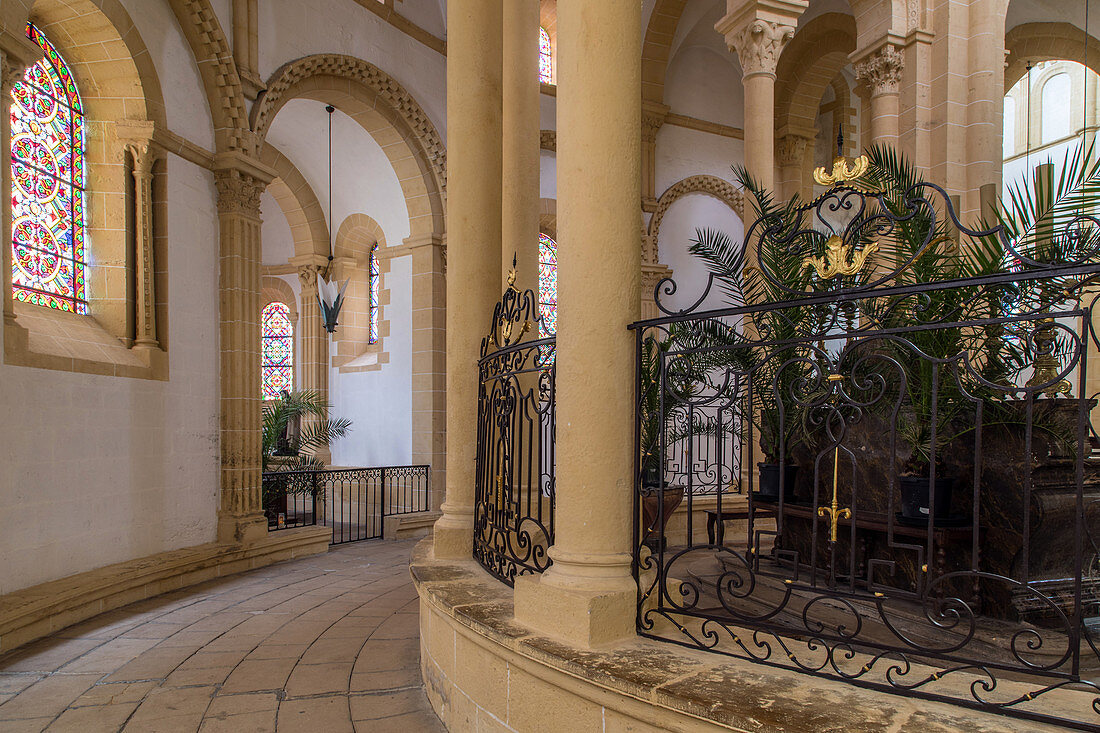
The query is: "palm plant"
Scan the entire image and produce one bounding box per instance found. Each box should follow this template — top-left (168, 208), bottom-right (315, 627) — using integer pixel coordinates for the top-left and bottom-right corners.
top-left (262, 390), bottom-right (352, 473)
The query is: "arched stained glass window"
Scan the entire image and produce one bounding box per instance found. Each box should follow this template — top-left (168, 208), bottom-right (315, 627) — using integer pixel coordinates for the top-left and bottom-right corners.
top-left (539, 27), bottom-right (553, 85)
top-left (369, 245), bottom-right (380, 344)
top-left (10, 23), bottom-right (87, 314)
top-left (538, 233), bottom-right (557, 336)
top-left (262, 302), bottom-right (294, 400)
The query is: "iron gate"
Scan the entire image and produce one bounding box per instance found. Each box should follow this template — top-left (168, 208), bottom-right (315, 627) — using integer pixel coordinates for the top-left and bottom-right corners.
top-left (262, 465), bottom-right (430, 544)
top-left (473, 272), bottom-right (556, 585)
top-left (633, 150), bottom-right (1100, 730)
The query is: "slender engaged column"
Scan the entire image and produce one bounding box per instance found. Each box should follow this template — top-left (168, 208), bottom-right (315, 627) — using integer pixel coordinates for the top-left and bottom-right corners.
top-left (295, 260), bottom-right (330, 464)
top-left (433, 0), bottom-right (503, 558)
top-left (214, 152), bottom-right (276, 545)
top-left (513, 0), bottom-right (641, 648)
top-left (775, 132), bottom-right (812, 201)
top-left (854, 44), bottom-right (903, 149)
top-left (128, 138), bottom-right (160, 349)
top-left (717, 5), bottom-right (805, 192)
top-left (502, 0), bottom-right (541, 293)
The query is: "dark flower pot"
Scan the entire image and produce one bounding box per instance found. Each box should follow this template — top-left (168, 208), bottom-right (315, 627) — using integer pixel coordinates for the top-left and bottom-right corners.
top-left (641, 483), bottom-right (684, 552)
top-left (899, 475), bottom-right (953, 521)
top-left (758, 463), bottom-right (798, 501)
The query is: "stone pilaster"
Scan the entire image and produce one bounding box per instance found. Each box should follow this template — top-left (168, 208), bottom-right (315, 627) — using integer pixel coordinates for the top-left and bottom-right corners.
top-left (214, 151), bottom-right (277, 545)
top-left (513, 0), bottom-right (642, 648)
top-left (232, 0), bottom-right (263, 98)
top-left (294, 258), bottom-right (330, 465)
top-left (775, 130), bottom-right (813, 200)
top-left (853, 43), bottom-right (903, 148)
top-left (434, 0), bottom-right (503, 558)
top-left (716, 2), bottom-right (807, 192)
top-left (641, 101), bottom-right (669, 212)
top-left (119, 124), bottom-right (160, 350)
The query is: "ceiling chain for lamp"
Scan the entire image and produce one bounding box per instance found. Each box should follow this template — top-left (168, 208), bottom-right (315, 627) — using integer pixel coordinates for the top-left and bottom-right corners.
top-left (318, 103), bottom-right (349, 333)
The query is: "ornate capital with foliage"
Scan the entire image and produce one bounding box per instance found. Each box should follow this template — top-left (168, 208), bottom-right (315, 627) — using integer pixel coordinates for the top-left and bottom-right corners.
top-left (776, 134), bottom-right (811, 167)
top-left (730, 20), bottom-right (796, 78)
top-left (855, 45), bottom-right (904, 96)
top-left (214, 167), bottom-right (267, 217)
top-left (296, 264), bottom-right (325, 297)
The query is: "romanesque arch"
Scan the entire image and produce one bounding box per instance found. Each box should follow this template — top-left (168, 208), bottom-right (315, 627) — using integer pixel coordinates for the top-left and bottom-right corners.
top-left (251, 54), bottom-right (447, 237)
top-left (774, 13), bottom-right (857, 137)
top-left (1006, 22), bottom-right (1100, 91)
top-left (641, 0), bottom-right (690, 104)
top-left (261, 143), bottom-right (330, 261)
top-left (648, 175), bottom-right (745, 249)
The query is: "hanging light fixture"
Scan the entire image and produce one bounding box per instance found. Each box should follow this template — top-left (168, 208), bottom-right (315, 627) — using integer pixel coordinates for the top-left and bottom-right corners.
top-left (318, 103), bottom-right (348, 333)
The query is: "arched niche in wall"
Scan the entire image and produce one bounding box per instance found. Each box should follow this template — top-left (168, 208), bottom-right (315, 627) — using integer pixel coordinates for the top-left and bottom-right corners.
top-left (332, 213), bottom-right (388, 373)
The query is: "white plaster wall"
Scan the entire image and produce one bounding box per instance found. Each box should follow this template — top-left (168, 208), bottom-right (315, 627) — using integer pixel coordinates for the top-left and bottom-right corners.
top-left (122, 0), bottom-right (215, 150)
top-left (328, 255), bottom-right (414, 467)
top-left (261, 191), bottom-right (296, 267)
top-left (656, 194), bottom-right (745, 313)
top-left (655, 125), bottom-right (743, 195)
top-left (0, 159), bottom-right (220, 594)
top-left (540, 150), bottom-right (557, 200)
top-left (397, 0), bottom-right (446, 38)
top-left (259, 0), bottom-right (447, 139)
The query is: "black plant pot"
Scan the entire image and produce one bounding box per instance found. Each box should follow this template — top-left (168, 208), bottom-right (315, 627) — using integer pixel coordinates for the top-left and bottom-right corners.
top-left (757, 463), bottom-right (798, 501)
top-left (899, 475), bottom-right (953, 521)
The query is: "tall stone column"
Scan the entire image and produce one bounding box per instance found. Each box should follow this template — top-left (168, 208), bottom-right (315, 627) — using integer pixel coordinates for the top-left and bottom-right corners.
top-left (717, 3), bottom-right (806, 192)
top-left (513, 0), bottom-right (641, 648)
top-left (125, 132), bottom-right (160, 350)
top-left (294, 258), bottom-right (330, 464)
top-left (853, 44), bottom-right (903, 149)
top-left (502, 0), bottom-right (540, 293)
top-left (214, 152), bottom-right (276, 545)
top-left (433, 0), bottom-right (503, 558)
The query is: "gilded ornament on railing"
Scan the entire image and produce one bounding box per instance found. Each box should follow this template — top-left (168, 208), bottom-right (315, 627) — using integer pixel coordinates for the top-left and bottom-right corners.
top-left (817, 375), bottom-right (851, 543)
top-left (813, 154), bottom-right (870, 186)
top-left (1025, 319), bottom-right (1072, 397)
top-left (484, 261), bottom-right (536, 350)
top-left (802, 236), bottom-right (879, 280)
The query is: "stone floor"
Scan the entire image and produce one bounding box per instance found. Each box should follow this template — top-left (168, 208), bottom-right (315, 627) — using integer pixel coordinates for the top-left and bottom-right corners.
top-left (0, 539), bottom-right (444, 733)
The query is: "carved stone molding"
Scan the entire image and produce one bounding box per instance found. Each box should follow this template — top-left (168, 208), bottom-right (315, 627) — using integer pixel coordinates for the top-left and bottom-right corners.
top-left (296, 264), bottom-right (324, 297)
top-left (729, 20), bottom-right (797, 77)
top-left (776, 134), bottom-right (811, 167)
top-left (540, 129), bottom-right (556, 152)
top-left (648, 176), bottom-right (746, 258)
top-left (854, 45), bottom-right (904, 97)
top-left (641, 105), bottom-right (668, 145)
top-left (253, 54), bottom-right (446, 195)
top-left (214, 167), bottom-right (266, 217)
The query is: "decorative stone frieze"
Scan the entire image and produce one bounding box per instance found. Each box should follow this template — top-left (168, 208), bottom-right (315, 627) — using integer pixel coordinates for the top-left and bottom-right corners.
top-left (855, 45), bottom-right (904, 97)
top-left (729, 20), bottom-right (797, 78)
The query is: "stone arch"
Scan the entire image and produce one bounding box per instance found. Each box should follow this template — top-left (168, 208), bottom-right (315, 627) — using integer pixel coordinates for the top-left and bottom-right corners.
top-left (775, 13), bottom-right (857, 137)
top-left (648, 175), bottom-right (745, 249)
top-left (252, 55), bottom-right (446, 237)
top-left (642, 0), bottom-right (689, 104)
top-left (1005, 23), bottom-right (1100, 91)
top-left (260, 143), bottom-right (330, 261)
top-left (332, 213), bottom-right (389, 372)
top-left (165, 0), bottom-right (248, 152)
top-left (262, 277), bottom-right (297, 321)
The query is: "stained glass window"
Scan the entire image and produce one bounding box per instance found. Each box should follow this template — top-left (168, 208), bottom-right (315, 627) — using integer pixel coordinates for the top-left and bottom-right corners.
top-left (369, 245), bottom-right (379, 344)
top-left (539, 233), bottom-right (557, 336)
top-left (10, 24), bottom-right (87, 314)
top-left (262, 302), bottom-right (293, 400)
top-left (539, 27), bottom-right (553, 85)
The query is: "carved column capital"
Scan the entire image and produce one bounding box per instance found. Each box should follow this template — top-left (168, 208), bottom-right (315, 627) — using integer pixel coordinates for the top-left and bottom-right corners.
top-left (728, 20), bottom-right (796, 78)
top-left (854, 44), bottom-right (904, 97)
top-left (775, 134), bottom-right (812, 167)
top-left (296, 264), bottom-right (325, 297)
top-left (212, 152), bottom-right (276, 218)
top-left (641, 102), bottom-right (669, 145)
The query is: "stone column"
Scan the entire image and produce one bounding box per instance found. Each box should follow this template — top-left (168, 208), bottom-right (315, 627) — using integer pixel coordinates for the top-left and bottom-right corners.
top-left (123, 129), bottom-right (160, 350)
top-left (214, 151), bottom-right (276, 545)
top-left (853, 44), bottom-right (903, 149)
top-left (775, 130), bottom-right (812, 200)
top-left (294, 258), bottom-right (330, 465)
top-left (641, 101), bottom-right (670, 212)
top-left (963, 0), bottom-right (1009, 220)
top-left (434, 0), bottom-right (503, 558)
top-left (717, 4), bottom-right (805, 192)
top-left (502, 0), bottom-right (541, 293)
top-left (513, 0), bottom-right (641, 648)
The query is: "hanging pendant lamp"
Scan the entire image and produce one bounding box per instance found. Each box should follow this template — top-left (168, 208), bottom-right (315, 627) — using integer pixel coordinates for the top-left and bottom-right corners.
top-left (318, 103), bottom-right (349, 333)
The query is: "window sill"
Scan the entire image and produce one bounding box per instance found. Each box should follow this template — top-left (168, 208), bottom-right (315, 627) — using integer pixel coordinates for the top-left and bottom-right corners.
top-left (4, 302), bottom-right (167, 380)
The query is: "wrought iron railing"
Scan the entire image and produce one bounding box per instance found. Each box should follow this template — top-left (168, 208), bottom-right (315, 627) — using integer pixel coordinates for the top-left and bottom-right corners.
top-left (473, 270), bottom-right (556, 585)
top-left (632, 154), bottom-right (1100, 730)
top-left (263, 465), bottom-right (430, 544)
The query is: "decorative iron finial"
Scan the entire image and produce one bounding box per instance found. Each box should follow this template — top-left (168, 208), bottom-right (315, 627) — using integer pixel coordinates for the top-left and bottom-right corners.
top-left (837, 126), bottom-right (844, 159)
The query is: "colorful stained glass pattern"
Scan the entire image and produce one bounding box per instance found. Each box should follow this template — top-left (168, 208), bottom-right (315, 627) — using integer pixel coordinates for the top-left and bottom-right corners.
top-left (10, 24), bottom-right (87, 314)
top-left (369, 246), bottom-right (380, 344)
top-left (539, 233), bottom-right (557, 336)
top-left (539, 27), bottom-right (553, 84)
top-left (262, 302), bottom-right (293, 400)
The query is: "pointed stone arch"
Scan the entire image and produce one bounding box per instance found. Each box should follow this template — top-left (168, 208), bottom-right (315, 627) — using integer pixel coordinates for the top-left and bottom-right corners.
top-left (251, 54), bottom-right (446, 237)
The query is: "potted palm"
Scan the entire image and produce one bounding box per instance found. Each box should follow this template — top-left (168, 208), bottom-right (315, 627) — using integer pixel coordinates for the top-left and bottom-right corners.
top-left (262, 390), bottom-right (352, 523)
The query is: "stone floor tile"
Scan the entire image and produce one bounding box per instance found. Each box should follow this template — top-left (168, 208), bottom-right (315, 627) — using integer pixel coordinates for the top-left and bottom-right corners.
top-left (353, 710), bottom-right (447, 733)
top-left (71, 680), bottom-right (158, 707)
top-left (43, 701), bottom-right (139, 732)
top-left (0, 674), bottom-right (43, 696)
top-left (349, 689), bottom-right (432, 722)
top-left (350, 665), bottom-right (422, 692)
top-left (121, 684), bottom-right (216, 732)
top-left (0, 716), bottom-right (53, 732)
top-left (219, 658), bottom-right (297, 694)
top-left (59, 638), bottom-right (162, 674)
top-left (352, 639), bottom-right (419, 673)
top-left (243, 643), bottom-right (310, 661)
top-left (0, 639), bottom-right (104, 673)
top-left (0, 674), bottom-right (102, 722)
top-left (284, 661), bottom-right (353, 697)
top-left (100, 644), bottom-right (200, 683)
top-left (276, 696), bottom-right (354, 733)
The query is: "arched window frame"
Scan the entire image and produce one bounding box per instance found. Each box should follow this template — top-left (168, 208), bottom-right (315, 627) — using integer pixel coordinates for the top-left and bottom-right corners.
top-left (538, 232), bottom-right (557, 337)
top-left (262, 300), bottom-right (295, 400)
top-left (369, 244), bottom-right (380, 344)
top-left (1040, 70), bottom-right (1072, 145)
top-left (10, 23), bottom-right (87, 315)
top-left (539, 27), bottom-right (554, 85)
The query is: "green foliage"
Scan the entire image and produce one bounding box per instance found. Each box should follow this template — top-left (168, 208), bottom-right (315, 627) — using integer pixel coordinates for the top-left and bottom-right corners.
top-left (262, 390), bottom-right (352, 474)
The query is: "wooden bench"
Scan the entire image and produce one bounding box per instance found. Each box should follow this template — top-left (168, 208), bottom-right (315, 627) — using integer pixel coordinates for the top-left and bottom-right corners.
top-left (706, 504), bottom-right (775, 545)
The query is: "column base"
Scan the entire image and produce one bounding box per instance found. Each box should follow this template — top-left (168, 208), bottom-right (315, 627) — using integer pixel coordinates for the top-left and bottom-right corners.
top-left (217, 511), bottom-right (269, 545)
top-left (432, 507), bottom-right (473, 558)
top-left (514, 571), bottom-right (636, 648)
